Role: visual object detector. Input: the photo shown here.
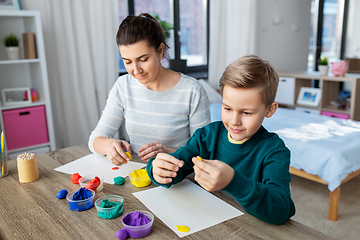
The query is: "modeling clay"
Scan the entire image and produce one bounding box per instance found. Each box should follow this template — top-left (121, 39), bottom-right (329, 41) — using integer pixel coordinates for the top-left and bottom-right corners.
top-left (71, 173), bottom-right (82, 184)
top-left (122, 211), bottom-right (151, 226)
top-left (114, 176), bottom-right (125, 185)
top-left (98, 199), bottom-right (122, 219)
top-left (72, 187), bottom-right (92, 200)
top-left (116, 229), bottom-right (129, 240)
top-left (112, 167), bottom-right (120, 170)
top-left (176, 225), bottom-right (190, 233)
top-left (125, 152), bottom-right (132, 160)
top-left (129, 169), bottom-right (151, 187)
top-left (197, 156), bottom-right (202, 161)
top-left (56, 189), bottom-right (68, 199)
top-left (85, 176), bottom-right (100, 191)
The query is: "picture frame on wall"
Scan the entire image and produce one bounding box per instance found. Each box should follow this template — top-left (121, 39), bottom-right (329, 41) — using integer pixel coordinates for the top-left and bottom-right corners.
top-left (0, 0), bottom-right (22, 10)
top-left (296, 87), bottom-right (322, 107)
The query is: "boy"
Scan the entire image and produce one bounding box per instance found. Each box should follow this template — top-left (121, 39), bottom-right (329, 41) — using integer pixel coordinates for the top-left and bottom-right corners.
top-left (146, 55), bottom-right (296, 225)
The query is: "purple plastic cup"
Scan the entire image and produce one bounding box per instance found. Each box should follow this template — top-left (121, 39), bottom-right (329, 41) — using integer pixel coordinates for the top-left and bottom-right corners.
top-left (121, 210), bottom-right (154, 238)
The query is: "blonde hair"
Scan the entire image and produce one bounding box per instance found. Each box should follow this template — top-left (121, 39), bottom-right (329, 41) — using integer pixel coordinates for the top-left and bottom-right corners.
top-left (219, 55), bottom-right (279, 107)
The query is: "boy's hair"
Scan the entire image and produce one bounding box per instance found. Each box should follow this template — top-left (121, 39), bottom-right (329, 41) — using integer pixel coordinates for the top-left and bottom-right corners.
top-left (116, 13), bottom-right (169, 57)
top-left (219, 55), bottom-right (279, 107)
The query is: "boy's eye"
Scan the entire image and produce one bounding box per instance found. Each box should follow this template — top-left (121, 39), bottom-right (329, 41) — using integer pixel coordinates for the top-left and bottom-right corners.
top-left (124, 61), bottom-right (131, 65)
top-left (223, 106), bottom-right (231, 111)
top-left (243, 112), bottom-right (252, 115)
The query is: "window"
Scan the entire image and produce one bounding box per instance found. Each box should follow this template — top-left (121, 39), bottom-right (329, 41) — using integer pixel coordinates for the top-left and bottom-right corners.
top-left (308, 0), bottom-right (349, 71)
top-left (118, 0), bottom-right (209, 75)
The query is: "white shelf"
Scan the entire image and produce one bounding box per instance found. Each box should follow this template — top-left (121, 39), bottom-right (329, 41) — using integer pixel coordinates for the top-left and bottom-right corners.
top-left (0, 59), bottom-right (40, 64)
top-left (277, 71), bottom-right (360, 121)
top-left (0, 10), bottom-right (56, 158)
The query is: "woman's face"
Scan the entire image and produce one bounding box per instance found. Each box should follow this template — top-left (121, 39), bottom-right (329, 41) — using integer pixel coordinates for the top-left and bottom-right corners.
top-left (119, 40), bottom-right (164, 90)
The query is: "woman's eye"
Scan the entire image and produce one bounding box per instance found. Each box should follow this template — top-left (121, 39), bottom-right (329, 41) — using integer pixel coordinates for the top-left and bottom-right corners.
top-left (223, 107), bottom-right (231, 111)
top-left (125, 61), bottom-right (131, 65)
top-left (140, 58), bottom-right (148, 62)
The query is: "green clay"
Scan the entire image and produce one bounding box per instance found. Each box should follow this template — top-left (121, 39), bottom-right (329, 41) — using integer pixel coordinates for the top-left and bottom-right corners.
top-left (98, 199), bottom-right (123, 219)
top-left (114, 176), bottom-right (125, 185)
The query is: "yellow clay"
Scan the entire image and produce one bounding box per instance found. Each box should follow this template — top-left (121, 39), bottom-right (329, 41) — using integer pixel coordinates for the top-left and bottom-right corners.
top-left (197, 157), bottom-right (202, 161)
top-left (129, 169), bottom-right (151, 187)
top-left (125, 152), bottom-right (132, 160)
top-left (176, 225), bottom-right (190, 233)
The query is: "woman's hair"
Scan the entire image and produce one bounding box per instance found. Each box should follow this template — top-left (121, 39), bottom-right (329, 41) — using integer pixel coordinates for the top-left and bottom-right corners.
top-left (116, 13), bottom-right (169, 57)
top-left (219, 55), bottom-right (279, 107)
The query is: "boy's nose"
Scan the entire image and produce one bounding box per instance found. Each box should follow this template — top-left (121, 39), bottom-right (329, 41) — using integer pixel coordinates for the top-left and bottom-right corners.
top-left (231, 113), bottom-right (242, 126)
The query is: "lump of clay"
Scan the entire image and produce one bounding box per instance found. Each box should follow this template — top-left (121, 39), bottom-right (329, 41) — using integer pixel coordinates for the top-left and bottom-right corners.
top-left (71, 173), bottom-right (82, 184)
top-left (72, 187), bottom-right (92, 200)
top-left (116, 229), bottom-right (128, 240)
top-left (114, 176), bottom-right (125, 185)
top-left (85, 176), bottom-right (100, 191)
top-left (122, 211), bottom-right (151, 226)
top-left (56, 189), bottom-right (68, 199)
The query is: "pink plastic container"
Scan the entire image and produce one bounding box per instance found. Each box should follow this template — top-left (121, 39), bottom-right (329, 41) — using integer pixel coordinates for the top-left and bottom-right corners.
top-left (3, 106), bottom-right (49, 150)
top-left (321, 111), bottom-right (349, 119)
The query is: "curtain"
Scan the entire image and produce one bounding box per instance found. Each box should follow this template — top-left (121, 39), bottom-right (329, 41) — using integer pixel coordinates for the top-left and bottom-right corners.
top-left (208, 0), bottom-right (257, 90)
top-left (20, 0), bottom-right (119, 149)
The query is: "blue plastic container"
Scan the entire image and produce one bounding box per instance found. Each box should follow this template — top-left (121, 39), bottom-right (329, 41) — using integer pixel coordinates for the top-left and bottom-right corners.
top-left (66, 189), bottom-right (95, 211)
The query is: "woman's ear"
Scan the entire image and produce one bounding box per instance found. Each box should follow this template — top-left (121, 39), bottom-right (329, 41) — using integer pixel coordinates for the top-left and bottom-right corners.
top-left (158, 43), bottom-right (165, 59)
top-left (265, 102), bottom-right (278, 118)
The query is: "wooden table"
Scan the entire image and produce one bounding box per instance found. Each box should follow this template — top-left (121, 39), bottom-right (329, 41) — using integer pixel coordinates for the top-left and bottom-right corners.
top-left (0, 145), bottom-right (335, 240)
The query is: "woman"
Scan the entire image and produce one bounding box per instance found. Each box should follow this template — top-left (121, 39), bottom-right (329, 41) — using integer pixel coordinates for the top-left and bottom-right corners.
top-left (88, 13), bottom-right (210, 165)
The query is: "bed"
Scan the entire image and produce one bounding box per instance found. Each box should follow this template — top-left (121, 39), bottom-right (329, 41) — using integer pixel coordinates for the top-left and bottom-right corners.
top-left (200, 80), bottom-right (360, 221)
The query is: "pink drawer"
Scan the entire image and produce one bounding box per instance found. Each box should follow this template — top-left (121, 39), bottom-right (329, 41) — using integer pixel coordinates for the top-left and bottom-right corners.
top-left (321, 111), bottom-right (349, 119)
top-left (3, 106), bottom-right (49, 150)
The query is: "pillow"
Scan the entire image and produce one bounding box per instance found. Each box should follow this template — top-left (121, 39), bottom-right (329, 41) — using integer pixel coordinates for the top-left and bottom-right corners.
top-left (198, 79), bottom-right (222, 104)
top-left (210, 103), bottom-right (222, 122)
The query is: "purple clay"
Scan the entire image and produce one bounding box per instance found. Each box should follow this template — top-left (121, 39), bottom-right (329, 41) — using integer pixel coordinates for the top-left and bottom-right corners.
top-left (116, 229), bottom-right (129, 240)
top-left (56, 189), bottom-right (68, 199)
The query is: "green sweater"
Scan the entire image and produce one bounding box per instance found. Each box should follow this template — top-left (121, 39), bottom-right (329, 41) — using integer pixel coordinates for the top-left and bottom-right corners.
top-left (146, 121), bottom-right (296, 225)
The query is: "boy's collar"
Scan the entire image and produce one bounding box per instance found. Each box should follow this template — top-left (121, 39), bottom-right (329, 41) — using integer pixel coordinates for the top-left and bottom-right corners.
top-left (227, 132), bottom-right (248, 144)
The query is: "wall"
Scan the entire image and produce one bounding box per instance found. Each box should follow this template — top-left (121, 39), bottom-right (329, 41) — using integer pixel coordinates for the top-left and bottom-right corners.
top-left (345, 0), bottom-right (360, 58)
top-left (255, 0), bottom-right (312, 72)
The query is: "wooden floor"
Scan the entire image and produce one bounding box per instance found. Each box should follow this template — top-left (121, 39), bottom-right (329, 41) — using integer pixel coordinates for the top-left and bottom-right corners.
top-left (289, 167), bottom-right (360, 221)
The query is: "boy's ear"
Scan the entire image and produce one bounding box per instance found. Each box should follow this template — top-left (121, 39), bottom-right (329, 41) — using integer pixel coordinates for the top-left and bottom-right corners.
top-left (265, 102), bottom-right (278, 118)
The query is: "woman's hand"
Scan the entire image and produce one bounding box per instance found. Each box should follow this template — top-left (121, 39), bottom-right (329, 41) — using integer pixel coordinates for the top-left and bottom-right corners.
top-left (105, 140), bottom-right (132, 166)
top-left (138, 141), bottom-right (166, 162)
top-left (152, 153), bottom-right (184, 184)
top-left (192, 157), bottom-right (234, 192)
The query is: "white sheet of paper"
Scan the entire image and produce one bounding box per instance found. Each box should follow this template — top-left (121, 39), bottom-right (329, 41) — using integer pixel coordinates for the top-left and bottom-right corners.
top-left (54, 153), bottom-right (146, 184)
top-left (133, 179), bottom-right (244, 238)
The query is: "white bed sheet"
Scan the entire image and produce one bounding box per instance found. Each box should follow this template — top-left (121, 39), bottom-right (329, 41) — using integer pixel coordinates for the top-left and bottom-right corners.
top-left (210, 104), bottom-right (360, 191)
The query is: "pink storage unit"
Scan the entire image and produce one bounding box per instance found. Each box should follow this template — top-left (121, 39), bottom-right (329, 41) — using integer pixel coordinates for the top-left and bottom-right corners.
top-left (2, 106), bottom-right (49, 150)
top-left (321, 111), bottom-right (349, 120)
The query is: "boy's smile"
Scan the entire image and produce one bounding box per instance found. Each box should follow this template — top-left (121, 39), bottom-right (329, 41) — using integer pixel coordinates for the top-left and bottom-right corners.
top-left (221, 85), bottom-right (277, 142)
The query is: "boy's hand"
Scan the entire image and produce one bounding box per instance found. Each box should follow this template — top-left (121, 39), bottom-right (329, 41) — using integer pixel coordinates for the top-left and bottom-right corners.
top-left (192, 157), bottom-right (234, 192)
top-left (152, 153), bottom-right (184, 184)
top-left (105, 140), bottom-right (131, 166)
top-left (138, 141), bottom-right (166, 162)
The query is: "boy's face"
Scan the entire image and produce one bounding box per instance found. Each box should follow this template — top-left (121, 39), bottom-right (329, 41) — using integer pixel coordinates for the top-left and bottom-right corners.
top-left (221, 85), bottom-right (277, 142)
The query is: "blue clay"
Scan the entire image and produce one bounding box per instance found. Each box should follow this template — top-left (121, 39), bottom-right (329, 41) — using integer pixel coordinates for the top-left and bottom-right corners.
top-left (56, 189), bottom-right (68, 199)
top-left (72, 187), bottom-right (92, 200)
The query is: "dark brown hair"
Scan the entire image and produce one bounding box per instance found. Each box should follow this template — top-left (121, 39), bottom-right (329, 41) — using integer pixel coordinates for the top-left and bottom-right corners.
top-left (219, 55), bottom-right (279, 107)
top-left (116, 13), bottom-right (169, 57)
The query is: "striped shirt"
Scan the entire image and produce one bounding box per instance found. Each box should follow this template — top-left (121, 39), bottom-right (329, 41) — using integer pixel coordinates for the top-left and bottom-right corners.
top-left (88, 73), bottom-right (211, 153)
